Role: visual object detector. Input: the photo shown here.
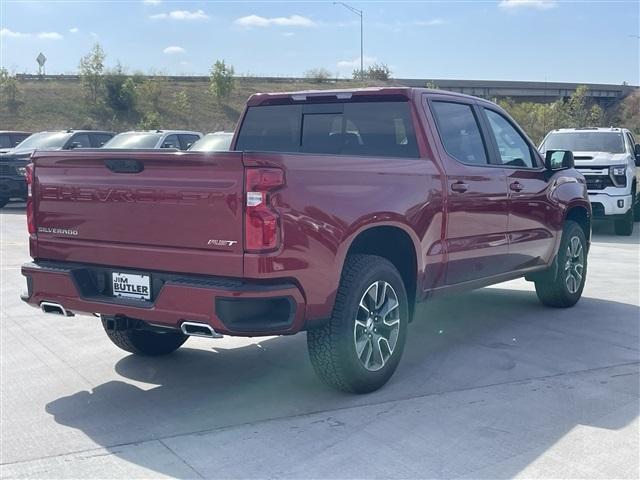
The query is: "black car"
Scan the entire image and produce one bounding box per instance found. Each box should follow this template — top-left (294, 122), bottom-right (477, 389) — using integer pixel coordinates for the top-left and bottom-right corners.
top-left (0, 131), bottom-right (31, 153)
top-left (0, 129), bottom-right (114, 208)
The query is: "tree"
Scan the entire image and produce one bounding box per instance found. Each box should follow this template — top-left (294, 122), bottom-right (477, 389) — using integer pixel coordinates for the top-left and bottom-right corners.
top-left (137, 111), bottom-right (162, 130)
top-left (173, 90), bottom-right (190, 121)
top-left (137, 77), bottom-right (165, 112)
top-left (209, 60), bottom-right (234, 104)
top-left (104, 63), bottom-right (137, 112)
top-left (617, 90), bottom-right (640, 135)
top-left (0, 68), bottom-right (20, 111)
top-left (352, 63), bottom-right (391, 81)
top-left (79, 43), bottom-right (106, 103)
top-left (305, 68), bottom-right (332, 83)
top-left (425, 80), bottom-right (439, 90)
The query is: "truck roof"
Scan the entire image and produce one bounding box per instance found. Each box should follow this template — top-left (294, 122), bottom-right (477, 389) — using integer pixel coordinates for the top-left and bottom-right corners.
top-left (548, 127), bottom-right (628, 134)
top-left (246, 87), bottom-right (485, 107)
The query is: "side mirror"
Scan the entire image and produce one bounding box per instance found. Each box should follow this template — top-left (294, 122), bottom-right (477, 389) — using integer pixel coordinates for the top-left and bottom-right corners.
top-left (68, 142), bottom-right (82, 150)
top-left (161, 142), bottom-right (174, 149)
top-left (634, 144), bottom-right (640, 167)
top-left (545, 149), bottom-right (574, 171)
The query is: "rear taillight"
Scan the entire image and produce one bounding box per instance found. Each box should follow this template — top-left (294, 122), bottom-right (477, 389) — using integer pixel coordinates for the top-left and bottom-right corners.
top-left (245, 168), bottom-right (284, 252)
top-left (25, 163), bottom-right (35, 235)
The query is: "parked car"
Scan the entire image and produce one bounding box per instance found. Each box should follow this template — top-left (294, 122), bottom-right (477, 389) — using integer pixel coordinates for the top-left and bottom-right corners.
top-left (540, 127), bottom-right (640, 235)
top-left (103, 130), bottom-right (203, 150)
top-left (188, 132), bottom-right (234, 152)
top-left (0, 129), bottom-right (114, 208)
top-left (21, 88), bottom-right (591, 393)
top-left (0, 131), bottom-right (31, 153)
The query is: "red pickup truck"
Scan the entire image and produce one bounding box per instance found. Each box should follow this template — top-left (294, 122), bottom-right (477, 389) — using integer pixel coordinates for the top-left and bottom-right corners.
top-left (21, 88), bottom-right (591, 393)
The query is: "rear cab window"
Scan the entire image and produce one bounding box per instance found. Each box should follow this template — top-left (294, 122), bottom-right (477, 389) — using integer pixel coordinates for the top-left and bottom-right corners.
top-left (0, 134), bottom-right (12, 149)
top-left (236, 100), bottom-right (419, 158)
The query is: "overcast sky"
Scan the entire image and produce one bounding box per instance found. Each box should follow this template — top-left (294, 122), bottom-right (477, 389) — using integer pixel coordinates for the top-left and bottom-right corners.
top-left (1, 0), bottom-right (638, 85)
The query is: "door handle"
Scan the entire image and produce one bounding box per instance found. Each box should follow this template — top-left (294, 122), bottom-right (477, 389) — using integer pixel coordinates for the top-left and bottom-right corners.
top-left (509, 181), bottom-right (524, 192)
top-left (451, 181), bottom-right (469, 193)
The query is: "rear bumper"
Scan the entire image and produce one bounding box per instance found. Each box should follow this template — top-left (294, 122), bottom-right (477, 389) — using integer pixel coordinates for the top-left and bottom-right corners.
top-left (21, 261), bottom-right (307, 336)
top-left (0, 177), bottom-right (27, 199)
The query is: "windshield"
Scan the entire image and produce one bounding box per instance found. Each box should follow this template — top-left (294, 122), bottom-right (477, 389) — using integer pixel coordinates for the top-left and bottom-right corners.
top-left (542, 132), bottom-right (625, 154)
top-left (103, 132), bottom-right (162, 149)
top-left (13, 132), bottom-right (71, 151)
top-left (188, 133), bottom-right (233, 152)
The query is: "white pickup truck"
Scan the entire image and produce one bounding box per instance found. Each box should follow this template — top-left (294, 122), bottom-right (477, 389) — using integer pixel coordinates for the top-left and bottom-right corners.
top-left (540, 127), bottom-right (640, 235)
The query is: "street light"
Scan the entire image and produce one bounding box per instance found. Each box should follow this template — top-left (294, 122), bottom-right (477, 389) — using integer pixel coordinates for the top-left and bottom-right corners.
top-left (334, 2), bottom-right (363, 80)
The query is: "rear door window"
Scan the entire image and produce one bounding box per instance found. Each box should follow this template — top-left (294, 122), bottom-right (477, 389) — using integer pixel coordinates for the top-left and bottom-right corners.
top-left (430, 101), bottom-right (489, 166)
top-left (91, 134), bottom-right (113, 148)
top-left (236, 101), bottom-right (419, 158)
top-left (161, 135), bottom-right (179, 149)
top-left (179, 134), bottom-right (200, 150)
top-left (67, 133), bottom-right (91, 149)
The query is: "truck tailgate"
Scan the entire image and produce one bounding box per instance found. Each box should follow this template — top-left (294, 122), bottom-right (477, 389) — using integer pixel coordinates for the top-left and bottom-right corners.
top-left (31, 150), bottom-right (244, 277)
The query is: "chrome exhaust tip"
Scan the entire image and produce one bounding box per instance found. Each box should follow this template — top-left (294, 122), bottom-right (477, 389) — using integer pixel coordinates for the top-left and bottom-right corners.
top-left (180, 321), bottom-right (223, 338)
top-left (40, 301), bottom-right (74, 317)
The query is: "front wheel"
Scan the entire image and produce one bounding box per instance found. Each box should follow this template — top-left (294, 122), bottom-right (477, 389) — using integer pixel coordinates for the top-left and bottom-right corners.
top-left (535, 220), bottom-right (587, 308)
top-left (307, 255), bottom-right (408, 393)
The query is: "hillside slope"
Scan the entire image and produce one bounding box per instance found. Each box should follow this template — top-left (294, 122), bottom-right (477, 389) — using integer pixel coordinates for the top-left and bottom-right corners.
top-left (0, 78), bottom-right (379, 134)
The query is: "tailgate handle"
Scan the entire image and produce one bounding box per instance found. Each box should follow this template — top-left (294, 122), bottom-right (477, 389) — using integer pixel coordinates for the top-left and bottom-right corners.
top-left (104, 159), bottom-right (144, 174)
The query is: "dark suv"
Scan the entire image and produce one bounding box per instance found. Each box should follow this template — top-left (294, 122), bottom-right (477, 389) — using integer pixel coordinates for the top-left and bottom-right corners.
top-left (0, 130), bottom-right (114, 207)
top-left (0, 131), bottom-right (31, 153)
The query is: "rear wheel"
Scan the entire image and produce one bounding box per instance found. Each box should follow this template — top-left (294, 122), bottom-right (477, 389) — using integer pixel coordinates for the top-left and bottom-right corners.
top-left (307, 255), bottom-right (408, 393)
top-left (101, 316), bottom-right (188, 356)
top-left (535, 220), bottom-right (587, 308)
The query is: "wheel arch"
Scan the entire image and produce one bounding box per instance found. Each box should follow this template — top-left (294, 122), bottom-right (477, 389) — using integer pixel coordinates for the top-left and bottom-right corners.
top-left (341, 223), bottom-right (421, 322)
top-left (565, 203), bottom-right (591, 246)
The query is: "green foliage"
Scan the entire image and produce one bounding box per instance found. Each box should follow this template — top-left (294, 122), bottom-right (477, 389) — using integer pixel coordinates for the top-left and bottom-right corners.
top-left (173, 90), bottom-right (190, 117)
top-left (305, 68), bottom-right (332, 83)
top-left (209, 60), bottom-right (235, 104)
top-left (617, 90), bottom-right (640, 135)
top-left (104, 64), bottom-right (137, 112)
top-left (136, 77), bottom-right (166, 115)
top-left (79, 43), bottom-right (106, 104)
top-left (353, 63), bottom-right (391, 81)
top-left (499, 85), bottom-right (611, 144)
top-left (0, 68), bottom-right (20, 111)
top-left (425, 80), bottom-right (439, 90)
top-left (137, 111), bottom-right (162, 130)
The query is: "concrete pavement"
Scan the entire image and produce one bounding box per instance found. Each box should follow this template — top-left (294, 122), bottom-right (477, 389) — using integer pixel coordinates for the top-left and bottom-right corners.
top-left (1, 202), bottom-right (638, 479)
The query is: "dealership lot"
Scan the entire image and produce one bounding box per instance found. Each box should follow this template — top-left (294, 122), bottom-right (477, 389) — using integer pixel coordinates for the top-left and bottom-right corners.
top-left (1, 203), bottom-right (638, 478)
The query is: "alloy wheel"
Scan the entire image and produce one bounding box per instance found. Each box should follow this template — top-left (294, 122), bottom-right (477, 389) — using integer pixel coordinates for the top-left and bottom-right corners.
top-left (353, 281), bottom-right (401, 372)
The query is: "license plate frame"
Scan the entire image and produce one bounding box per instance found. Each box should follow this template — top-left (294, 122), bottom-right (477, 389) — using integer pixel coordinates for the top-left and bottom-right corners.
top-left (111, 272), bottom-right (151, 301)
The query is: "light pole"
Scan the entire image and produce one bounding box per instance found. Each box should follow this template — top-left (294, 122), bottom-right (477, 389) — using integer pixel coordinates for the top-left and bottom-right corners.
top-left (334, 2), bottom-right (363, 80)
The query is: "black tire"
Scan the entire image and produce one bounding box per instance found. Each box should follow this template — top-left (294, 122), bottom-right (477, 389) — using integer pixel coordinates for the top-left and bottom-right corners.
top-left (307, 254), bottom-right (409, 393)
top-left (535, 220), bottom-right (587, 308)
top-left (0, 197), bottom-right (9, 208)
top-left (101, 317), bottom-right (188, 356)
top-left (633, 186), bottom-right (640, 222)
top-left (614, 208), bottom-right (634, 236)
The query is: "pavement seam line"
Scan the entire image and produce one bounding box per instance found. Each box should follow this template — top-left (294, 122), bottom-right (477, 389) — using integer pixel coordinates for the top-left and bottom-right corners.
top-left (1, 360), bottom-right (638, 468)
top-left (157, 439), bottom-right (205, 479)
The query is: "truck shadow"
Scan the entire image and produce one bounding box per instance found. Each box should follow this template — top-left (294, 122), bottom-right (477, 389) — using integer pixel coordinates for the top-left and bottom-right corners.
top-left (45, 288), bottom-right (639, 478)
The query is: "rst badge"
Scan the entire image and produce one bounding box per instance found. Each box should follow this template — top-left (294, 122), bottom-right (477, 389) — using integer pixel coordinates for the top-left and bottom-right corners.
top-left (207, 239), bottom-right (238, 247)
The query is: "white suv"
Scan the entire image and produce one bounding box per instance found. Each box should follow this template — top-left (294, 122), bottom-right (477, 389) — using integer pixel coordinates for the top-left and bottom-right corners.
top-left (540, 127), bottom-right (640, 236)
top-left (103, 130), bottom-right (203, 151)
